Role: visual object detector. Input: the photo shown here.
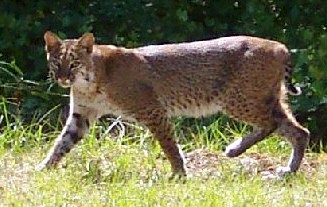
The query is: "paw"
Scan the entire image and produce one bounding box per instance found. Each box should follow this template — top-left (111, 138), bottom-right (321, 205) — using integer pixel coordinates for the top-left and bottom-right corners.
top-left (35, 158), bottom-right (56, 171)
top-left (170, 166), bottom-right (187, 179)
top-left (261, 167), bottom-right (294, 180)
top-left (224, 139), bottom-right (245, 157)
top-left (169, 170), bottom-right (188, 182)
top-left (276, 166), bottom-right (292, 177)
top-left (260, 171), bottom-right (278, 180)
top-left (276, 167), bottom-right (293, 177)
top-left (35, 162), bottom-right (48, 171)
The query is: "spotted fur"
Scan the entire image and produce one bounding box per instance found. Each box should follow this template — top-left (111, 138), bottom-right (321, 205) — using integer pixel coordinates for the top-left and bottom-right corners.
top-left (37, 32), bottom-right (309, 176)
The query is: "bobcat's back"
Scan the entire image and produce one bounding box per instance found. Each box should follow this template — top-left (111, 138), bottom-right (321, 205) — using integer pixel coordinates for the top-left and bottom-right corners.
top-left (136, 36), bottom-right (290, 120)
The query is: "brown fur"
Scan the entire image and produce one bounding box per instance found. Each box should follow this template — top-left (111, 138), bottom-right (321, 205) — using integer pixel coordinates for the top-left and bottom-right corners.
top-left (38, 32), bottom-right (309, 176)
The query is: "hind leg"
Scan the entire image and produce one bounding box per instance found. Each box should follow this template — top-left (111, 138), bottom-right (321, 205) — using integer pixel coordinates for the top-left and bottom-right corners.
top-left (225, 127), bottom-right (275, 157)
top-left (224, 101), bottom-right (278, 158)
top-left (275, 118), bottom-right (310, 175)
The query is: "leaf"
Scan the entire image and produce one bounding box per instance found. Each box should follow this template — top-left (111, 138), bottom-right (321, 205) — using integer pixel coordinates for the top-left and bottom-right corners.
top-left (176, 9), bottom-right (188, 22)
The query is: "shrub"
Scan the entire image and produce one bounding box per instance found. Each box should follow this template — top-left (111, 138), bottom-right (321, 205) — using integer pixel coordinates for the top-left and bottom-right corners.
top-left (0, 0), bottom-right (326, 148)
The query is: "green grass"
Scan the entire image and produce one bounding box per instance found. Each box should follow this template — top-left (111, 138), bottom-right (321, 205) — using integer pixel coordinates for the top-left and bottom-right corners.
top-left (1, 111), bottom-right (327, 206)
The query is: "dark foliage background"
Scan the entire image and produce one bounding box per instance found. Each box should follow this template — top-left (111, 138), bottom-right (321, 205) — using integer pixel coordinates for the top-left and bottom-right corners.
top-left (0, 0), bottom-right (326, 148)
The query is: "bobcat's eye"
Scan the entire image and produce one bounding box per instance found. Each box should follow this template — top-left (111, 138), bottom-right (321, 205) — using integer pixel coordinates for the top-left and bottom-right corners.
top-left (69, 63), bottom-right (77, 71)
top-left (48, 70), bottom-right (56, 80)
top-left (53, 64), bottom-right (61, 75)
top-left (69, 63), bottom-right (74, 70)
top-left (69, 60), bottom-right (80, 71)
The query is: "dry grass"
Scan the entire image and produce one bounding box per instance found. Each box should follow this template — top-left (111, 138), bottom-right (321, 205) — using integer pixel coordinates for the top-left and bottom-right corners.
top-left (1, 135), bottom-right (327, 207)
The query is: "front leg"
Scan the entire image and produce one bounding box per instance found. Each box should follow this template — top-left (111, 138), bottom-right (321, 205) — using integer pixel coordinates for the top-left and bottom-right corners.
top-left (135, 107), bottom-right (186, 176)
top-left (37, 112), bottom-right (92, 170)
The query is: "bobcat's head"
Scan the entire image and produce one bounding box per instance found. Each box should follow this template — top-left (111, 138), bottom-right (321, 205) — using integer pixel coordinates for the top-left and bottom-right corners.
top-left (44, 31), bottom-right (94, 88)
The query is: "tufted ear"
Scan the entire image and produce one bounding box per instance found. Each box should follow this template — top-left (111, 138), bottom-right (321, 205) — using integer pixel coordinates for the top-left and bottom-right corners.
top-left (78, 33), bottom-right (94, 53)
top-left (44, 31), bottom-right (62, 53)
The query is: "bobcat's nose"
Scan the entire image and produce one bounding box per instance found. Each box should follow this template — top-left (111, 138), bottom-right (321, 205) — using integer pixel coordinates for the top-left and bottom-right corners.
top-left (57, 78), bottom-right (71, 88)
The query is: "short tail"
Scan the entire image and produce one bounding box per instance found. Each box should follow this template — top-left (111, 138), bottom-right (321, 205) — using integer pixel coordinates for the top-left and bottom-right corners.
top-left (285, 60), bottom-right (301, 96)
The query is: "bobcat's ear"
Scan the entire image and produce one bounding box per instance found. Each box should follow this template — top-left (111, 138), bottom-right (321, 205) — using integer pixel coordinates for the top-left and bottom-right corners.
top-left (78, 33), bottom-right (94, 53)
top-left (44, 31), bottom-right (62, 53)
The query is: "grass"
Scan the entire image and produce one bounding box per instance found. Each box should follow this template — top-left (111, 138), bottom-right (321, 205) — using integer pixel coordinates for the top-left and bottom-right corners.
top-left (1, 109), bottom-right (327, 206)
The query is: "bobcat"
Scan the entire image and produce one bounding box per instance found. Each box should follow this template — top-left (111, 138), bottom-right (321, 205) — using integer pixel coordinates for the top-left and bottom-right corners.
top-left (37, 31), bottom-right (310, 176)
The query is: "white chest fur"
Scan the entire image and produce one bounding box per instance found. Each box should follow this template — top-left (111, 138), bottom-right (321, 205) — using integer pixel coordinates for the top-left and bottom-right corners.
top-left (71, 78), bottom-right (134, 121)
